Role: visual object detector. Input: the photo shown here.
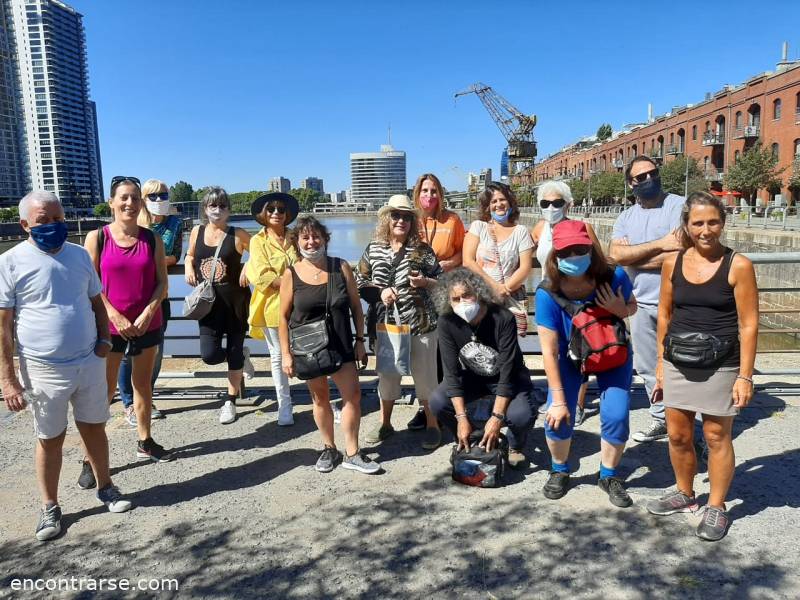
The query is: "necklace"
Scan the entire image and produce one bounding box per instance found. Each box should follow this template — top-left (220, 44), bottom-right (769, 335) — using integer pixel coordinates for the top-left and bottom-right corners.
top-left (307, 259), bottom-right (325, 281)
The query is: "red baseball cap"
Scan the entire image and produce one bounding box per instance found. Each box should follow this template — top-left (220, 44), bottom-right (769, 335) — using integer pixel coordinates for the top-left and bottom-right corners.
top-left (552, 220), bottom-right (592, 251)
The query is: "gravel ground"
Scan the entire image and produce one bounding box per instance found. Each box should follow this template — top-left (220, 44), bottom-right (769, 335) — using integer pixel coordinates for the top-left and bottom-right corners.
top-left (1, 359), bottom-right (799, 599)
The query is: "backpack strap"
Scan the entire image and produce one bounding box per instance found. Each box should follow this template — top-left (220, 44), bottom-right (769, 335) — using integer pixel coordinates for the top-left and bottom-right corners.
top-left (536, 281), bottom-right (579, 317)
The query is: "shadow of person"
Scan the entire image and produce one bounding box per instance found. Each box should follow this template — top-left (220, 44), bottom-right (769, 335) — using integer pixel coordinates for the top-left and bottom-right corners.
top-left (727, 448), bottom-right (800, 521)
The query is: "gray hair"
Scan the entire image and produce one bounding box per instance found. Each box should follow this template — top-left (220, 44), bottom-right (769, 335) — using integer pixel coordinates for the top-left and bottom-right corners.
top-left (536, 180), bottom-right (573, 205)
top-left (432, 267), bottom-right (500, 315)
top-left (19, 190), bottom-right (62, 221)
top-left (199, 186), bottom-right (229, 224)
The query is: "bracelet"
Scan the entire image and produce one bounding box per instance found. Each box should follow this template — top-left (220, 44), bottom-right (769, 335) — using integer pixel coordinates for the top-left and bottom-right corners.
top-left (549, 387), bottom-right (564, 393)
top-left (736, 375), bottom-right (754, 385)
top-left (96, 338), bottom-right (113, 347)
top-left (455, 413), bottom-right (468, 420)
top-left (549, 403), bottom-right (567, 408)
top-left (354, 336), bottom-right (365, 342)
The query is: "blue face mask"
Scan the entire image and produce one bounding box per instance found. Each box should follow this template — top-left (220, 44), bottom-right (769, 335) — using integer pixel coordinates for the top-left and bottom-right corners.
top-left (633, 175), bottom-right (662, 201)
top-left (30, 221), bottom-right (68, 252)
top-left (491, 210), bottom-right (510, 224)
top-left (557, 253), bottom-right (591, 276)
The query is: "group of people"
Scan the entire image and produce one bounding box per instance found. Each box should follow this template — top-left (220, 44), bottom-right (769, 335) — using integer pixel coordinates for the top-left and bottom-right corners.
top-left (0, 158), bottom-right (758, 543)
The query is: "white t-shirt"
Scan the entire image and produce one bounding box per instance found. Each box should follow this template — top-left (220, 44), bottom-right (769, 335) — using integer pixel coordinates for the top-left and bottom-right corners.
top-left (468, 220), bottom-right (533, 284)
top-left (0, 240), bottom-right (102, 364)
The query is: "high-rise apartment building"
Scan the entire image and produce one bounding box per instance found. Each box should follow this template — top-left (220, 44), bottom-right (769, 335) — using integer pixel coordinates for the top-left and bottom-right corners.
top-left (0, 0), bottom-right (27, 206)
top-left (269, 176), bottom-right (291, 193)
top-left (300, 177), bottom-right (324, 194)
top-left (3, 0), bottom-right (102, 209)
top-left (350, 145), bottom-right (406, 209)
top-left (467, 168), bottom-right (493, 195)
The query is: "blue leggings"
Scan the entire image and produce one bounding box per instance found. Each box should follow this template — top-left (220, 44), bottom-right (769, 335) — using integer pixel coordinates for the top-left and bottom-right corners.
top-left (544, 355), bottom-right (633, 445)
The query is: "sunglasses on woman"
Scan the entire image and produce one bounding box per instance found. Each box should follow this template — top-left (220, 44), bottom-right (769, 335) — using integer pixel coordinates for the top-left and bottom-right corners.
top-left (147, 193), bottom-right (169, 201)
top-left (540, 198), bottom-right (566, 209)
top-left (631, 169), bottom-right (659, 184)
top-left (208, 203), bottom-right (229, 209)
top-left (265, 204), bottom-right (286, 214)
top-left (555, 246), bottom-right (591, 259)
top-left (390, 211), bottom-right (412, 222)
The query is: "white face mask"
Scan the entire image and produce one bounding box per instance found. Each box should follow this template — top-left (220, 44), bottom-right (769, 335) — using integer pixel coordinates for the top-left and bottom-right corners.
top-left (299, 243), bottom-right (326, 261)
top-left (206, 207), bottom-right (229, 224)
top-left (146, 200), bottom-right (171, 216)
top-left (453, 300), bottom-right (480, 323)
top-left (542, 205), bottom-right (566, 224)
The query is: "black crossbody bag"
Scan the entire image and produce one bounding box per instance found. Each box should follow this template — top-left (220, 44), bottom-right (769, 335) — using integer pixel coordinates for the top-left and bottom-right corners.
top-left (663, 332), bottom-right (735, 369)
top-left (289, 258), bottom-right (344, 380)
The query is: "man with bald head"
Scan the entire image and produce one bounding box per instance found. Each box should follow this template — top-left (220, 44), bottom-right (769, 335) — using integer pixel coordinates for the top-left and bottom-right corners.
top-left (0, 191), bottom-right (132, 542)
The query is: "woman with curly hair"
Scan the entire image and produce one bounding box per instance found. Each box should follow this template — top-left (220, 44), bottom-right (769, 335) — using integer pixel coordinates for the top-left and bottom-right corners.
top-left (355, 195), bottom-right (443, 450)
top-left (428, 267), bottom-right (535, 468)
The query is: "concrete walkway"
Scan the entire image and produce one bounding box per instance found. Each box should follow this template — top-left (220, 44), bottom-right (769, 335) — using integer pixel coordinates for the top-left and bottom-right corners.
top-left (1, 358), bottom-right (799, 599)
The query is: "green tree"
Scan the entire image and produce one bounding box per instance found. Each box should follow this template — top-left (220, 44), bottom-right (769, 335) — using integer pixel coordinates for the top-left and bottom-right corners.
top-left (290, 188), bottom-right (323, 212)
top-left (596, 123), bottom-right (613, 141)
top-left (568, 178), bottom-right (588, 204)
top-left (93, 203), bottom-right (111, 217)
top-left (588, 171), bottom-right (625, 202)
top-left (512, 185), bottom-right (534, 208)
top-left (170, 180), bottom-right (194, 205)
top-left (724, 144), bottom-right (786, 205)
top-left (659, 155), bottom-right (708, 197)
top-left (228, 190), bottom-right (267, 215)
top-left (0, 208), bottom-right (13, 222)
top-left (788, 159), bottom-right (800, 205)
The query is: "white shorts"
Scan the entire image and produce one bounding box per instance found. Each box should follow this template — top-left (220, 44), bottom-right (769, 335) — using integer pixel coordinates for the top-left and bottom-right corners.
top-left (378, 331), bottom-right (438, 403)
top-left (18, 353), bottom-right (110, 439)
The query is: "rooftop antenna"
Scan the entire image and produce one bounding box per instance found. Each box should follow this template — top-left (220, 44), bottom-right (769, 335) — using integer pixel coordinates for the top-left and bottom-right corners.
top-left (387, 124), bottom-right (392, 147)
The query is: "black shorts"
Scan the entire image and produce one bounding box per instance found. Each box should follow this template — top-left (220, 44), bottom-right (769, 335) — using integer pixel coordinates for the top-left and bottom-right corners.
top-left (110, 328), bottom-right (162, 356)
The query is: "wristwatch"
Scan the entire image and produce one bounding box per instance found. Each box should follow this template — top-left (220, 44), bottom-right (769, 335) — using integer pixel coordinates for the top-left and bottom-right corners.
top-left (491, 412), bottom-right (506, 422)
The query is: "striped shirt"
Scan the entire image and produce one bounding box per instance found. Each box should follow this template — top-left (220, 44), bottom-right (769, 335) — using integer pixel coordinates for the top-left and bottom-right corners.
top-left (356, 241), bottom-right (442, 335)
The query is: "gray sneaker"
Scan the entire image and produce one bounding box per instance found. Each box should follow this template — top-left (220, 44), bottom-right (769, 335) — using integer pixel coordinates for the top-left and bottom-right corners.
top-left (150, 402), bottom-right (164, 420)
top-left (647, 489), bottom-right (699, 516)
top-left (575, 405), bottom-right (586, 427)
top-left (696, 506), bottom-right (731, 541)
top-left (97, 484), bottom-right (133, 513)
top-left (632, 420), bottom-right (668, 443)
top-left (123, 405), bottom-right (137, 428)
top-left (316, 446), bottom-right (340, 473)
top-left (35, 504), bottom-right (62, 541)
top-left (341, 450), bottom-right (381, 474)
top-left (365, 424), bottom-right (395, 444)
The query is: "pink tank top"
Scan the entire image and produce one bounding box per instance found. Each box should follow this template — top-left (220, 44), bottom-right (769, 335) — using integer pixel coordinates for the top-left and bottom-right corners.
top-left (100, 225), bottom-right (163, 335)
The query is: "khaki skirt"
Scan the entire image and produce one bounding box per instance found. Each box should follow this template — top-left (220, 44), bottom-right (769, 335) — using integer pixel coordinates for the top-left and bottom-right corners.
top-left (662, 360), bottom-right (739, 417)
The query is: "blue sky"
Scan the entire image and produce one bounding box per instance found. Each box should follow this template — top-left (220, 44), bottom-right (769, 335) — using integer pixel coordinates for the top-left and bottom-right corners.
top-left (71, 0), bottom-right (800, 195)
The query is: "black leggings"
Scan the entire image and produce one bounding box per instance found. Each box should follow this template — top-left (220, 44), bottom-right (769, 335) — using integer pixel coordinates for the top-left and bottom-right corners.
top-left (199, 324), bottom-right (246, 371)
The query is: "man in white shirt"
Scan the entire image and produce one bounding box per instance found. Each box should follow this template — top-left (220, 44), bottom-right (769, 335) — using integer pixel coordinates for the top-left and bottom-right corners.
top-left (0, 191), bottom-right (132, 542)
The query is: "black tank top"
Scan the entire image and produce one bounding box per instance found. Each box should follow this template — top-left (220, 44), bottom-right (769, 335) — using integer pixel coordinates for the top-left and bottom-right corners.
top-left (289, 257), bottom-right (355, 362)
top-left (669, 247), bottom-right (739, 364)
top-left (193, 225), bottom-right (250, 326)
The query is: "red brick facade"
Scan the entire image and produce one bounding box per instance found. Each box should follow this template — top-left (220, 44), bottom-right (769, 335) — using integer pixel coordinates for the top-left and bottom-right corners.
top-left (520, 62), bottom-right (800, 204)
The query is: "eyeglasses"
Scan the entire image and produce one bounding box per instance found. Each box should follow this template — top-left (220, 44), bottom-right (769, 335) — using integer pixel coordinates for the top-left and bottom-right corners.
top-left (390, 211), bottom-right (413, 222)
top-left (208, 203), bottom-right (229, 209)
top-left (110, 176), bottom-right (141, 192)
top-left (631, 169), bottom-right (659, 184)
top-left (540, 198), bottom-right (566, 209)
top-left (146, 193), bottom-right (169, 202)
top-left (555, 246), bottom-right (591, 259)
top-left (265, 204), bottom-right (286, 215)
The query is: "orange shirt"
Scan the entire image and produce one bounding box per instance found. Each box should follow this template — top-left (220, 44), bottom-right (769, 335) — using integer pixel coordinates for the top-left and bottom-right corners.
top-left (418, 210), bottom-right (465, 261)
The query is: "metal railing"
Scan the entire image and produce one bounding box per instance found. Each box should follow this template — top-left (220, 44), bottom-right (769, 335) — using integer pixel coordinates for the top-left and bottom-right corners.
top-left (702, 132), bottom-right (725, 146)
top-left (734, 125), bottom-right (761, 139)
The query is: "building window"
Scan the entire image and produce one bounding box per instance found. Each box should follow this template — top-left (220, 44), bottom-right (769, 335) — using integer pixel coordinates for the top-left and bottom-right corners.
top-left (735, 150), bottom-right (740, 164)
top-left (692, 125), bottom-right (697, 140)
top-left (774, 99), bottom-right (782, 120)
top-left (735, 111), bottom-right (742, 128)
top-left (794, 138), bottom-right (800, 158)
top-left (771, 143), bottom-right (779, 159)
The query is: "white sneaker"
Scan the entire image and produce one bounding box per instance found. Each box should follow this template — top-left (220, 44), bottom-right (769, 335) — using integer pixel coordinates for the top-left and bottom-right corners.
top-left (242, 347), bottom-right (255, 380)
top-left (219, 400), bottom-right (236, 424)
top-left (277, 401), bottom-right (294, 426)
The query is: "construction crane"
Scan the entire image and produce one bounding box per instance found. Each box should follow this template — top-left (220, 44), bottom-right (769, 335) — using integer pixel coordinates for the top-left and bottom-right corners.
top-left (454, 83), bottom-right (537, 174)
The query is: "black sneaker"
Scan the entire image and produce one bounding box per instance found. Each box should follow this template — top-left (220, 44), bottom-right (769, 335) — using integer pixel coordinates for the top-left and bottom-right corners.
top-left (543, 471), bottom-right (570, 500)
top-left (598, 476), bottom-right (633, 508)
top-left (696, 506), bottom-right (731, 541)
top-left (632, 420), bottom-right (668, 443)
top-left (406, 407), bottom-right (426, 431)
top-left (137, 438), bottom-right (174, 463)
top-left (77, 459), bottom-right (96, 489)
top-left (35, 504), bottom-right (62, 541)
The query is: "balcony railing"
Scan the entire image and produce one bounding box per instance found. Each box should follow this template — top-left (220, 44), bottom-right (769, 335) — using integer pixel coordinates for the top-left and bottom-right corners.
top-left (611, 158), bottom-right (624, 168)
top-left (734, 125), bottom-right (761, 139)
top-left (665, 144), bottom-right (683, 155)
top-left (702, 132), bottom-right (725, 146)
top-left (704, 168), bottom-right (725, 182)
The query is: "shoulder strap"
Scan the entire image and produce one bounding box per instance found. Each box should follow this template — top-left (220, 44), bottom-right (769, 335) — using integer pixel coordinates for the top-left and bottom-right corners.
top-left (324, 257), bottom-right (337, 319)
top-left (95, 225), bottom-right (106, 275)
top-left (536, 281), bottom-right (579, 317)
top-left (141, 227), bottom-right (156, 254)
top-left (388, 244), bottom-right (407, 286)
top-left (487, 223), bottom-right (506, 284)
top-left (208, 228), bottom-right (227, 285)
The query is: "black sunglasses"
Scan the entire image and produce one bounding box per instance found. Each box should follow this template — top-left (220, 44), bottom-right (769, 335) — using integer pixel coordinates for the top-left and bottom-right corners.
top-left (146, 192), bottom-right (169, 201)
top-left (555, 246), bottom-right (592, 259)
top-left (208, 203), bottom-right (229, 209)
top-left (540, 198), bottom-right (566, 209)
top-left (265, 204), bottom-right (286, 215)
top-left (390, 211), bottom-right (413, 222)
top-left (631, 169), bottom-right (659, 184)
top-left (110, 176), bottom-right (141, 193)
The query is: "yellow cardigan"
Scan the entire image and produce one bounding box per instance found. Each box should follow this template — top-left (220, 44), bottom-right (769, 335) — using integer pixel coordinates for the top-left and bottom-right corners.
top-left (246, 228), bottom-right (297, 337)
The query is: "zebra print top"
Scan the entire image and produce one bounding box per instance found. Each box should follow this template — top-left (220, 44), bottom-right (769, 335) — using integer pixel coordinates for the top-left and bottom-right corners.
top-left (355, 241), bottom-right (443, 335)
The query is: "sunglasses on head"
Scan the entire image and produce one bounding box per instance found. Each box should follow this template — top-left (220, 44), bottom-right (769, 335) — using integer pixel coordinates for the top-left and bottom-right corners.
top-left (631, 169), bottom-right (659, 184)
top-left (110, 175), bottom-right (141, 193)
top-left (146, 192), bottom-right (169, 202)
top-left (540, 198), bottom-right (566, 209)
top-left (555, 246), bottom-right (591, 259)
top-left (390, 211), bottom-right (412, 222)
top-left (265, 203), bottom-right (286, 215)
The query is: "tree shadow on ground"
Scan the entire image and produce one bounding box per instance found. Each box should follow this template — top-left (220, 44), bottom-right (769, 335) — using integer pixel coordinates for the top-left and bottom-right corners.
top-left (0, 474), bottom-right (791, 599)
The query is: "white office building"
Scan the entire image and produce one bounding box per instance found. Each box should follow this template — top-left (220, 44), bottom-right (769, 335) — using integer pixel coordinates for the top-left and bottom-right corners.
top-left (269, 176), bottom-right (290, 193)
top-left (350, 145), bottom-right (406, 209)
top-left (4, 0), bottom-right (103, 209)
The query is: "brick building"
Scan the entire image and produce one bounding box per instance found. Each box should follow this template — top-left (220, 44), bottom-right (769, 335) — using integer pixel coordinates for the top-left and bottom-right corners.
top-left (521, 51), bottom-right (800, 205)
